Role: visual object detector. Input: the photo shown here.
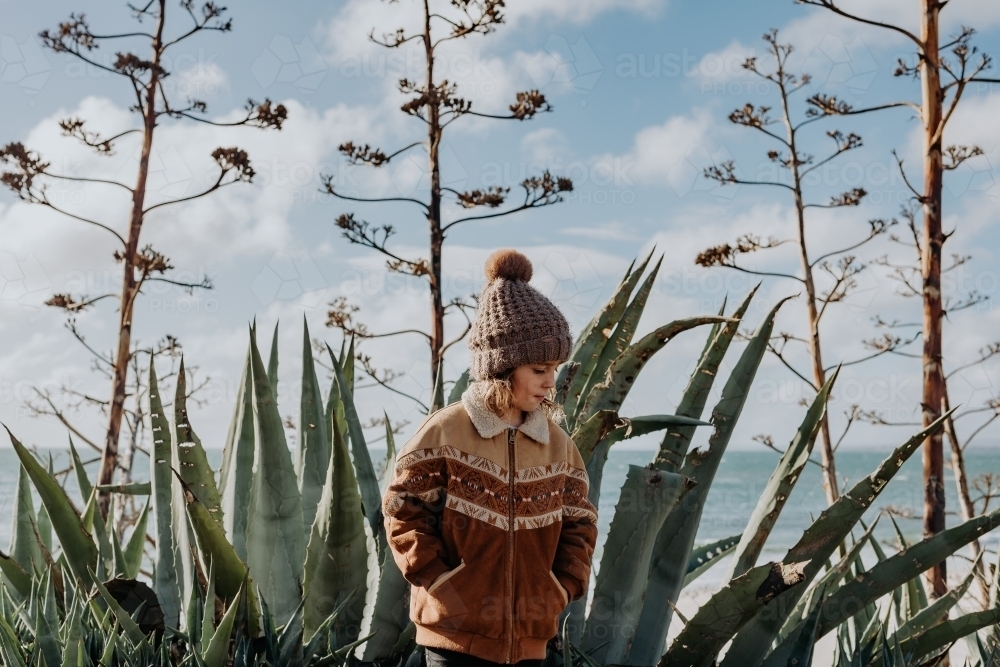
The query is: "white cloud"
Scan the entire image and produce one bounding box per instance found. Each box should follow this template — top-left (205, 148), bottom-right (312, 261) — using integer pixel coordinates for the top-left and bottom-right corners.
top-left (604, 109), bottom-right (735, 201)
top-left (563, 219), bottom-right (645, 241)
top-left (520, 127), bottom-right (568, 163)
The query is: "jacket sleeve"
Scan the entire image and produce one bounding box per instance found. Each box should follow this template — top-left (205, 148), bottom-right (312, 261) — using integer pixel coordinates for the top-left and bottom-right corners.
top-left (382, 441), bottom-right (452, 589)
top-left (552, 436), bottom-right (599, 603)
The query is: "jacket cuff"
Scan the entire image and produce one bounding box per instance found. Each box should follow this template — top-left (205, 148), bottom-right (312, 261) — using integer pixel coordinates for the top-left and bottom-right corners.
top-left (411, 558), bottom-right (451, 590)
top-left (554, 571), bottom-right (583, 602)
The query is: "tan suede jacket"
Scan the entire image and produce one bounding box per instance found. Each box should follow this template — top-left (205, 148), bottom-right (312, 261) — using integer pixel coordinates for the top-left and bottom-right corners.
top-left (382, 382), bottom-right (599, 663)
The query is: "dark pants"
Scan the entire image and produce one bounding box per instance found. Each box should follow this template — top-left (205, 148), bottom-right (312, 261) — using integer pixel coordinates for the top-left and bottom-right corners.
top-left (423, 646), bottom-right (544, 667)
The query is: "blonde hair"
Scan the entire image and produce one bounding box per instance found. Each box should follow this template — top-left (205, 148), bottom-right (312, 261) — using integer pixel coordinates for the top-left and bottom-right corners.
top-left (480, 367), bottom-right (566, 425)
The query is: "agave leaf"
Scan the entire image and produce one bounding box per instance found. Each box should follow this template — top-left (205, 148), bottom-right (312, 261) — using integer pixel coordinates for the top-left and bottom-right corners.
top-left (36, 501), bottom-right (51, 557)
top-left (200, 560), bottom-right (217, 653)
top-left (579, 315), bottom-right (735, 420)
top-left (68, 436), bottom-right (93, 502)
top-left (344, 335), bottom-right (356, 392)
top-left (108, 512), bottom-right (129, 578)
top-left (582, 466), bottom-right (695, 664)
top-left (306, 587), bottom-right (362, 658)
top-left (335, 630), bottom-right (378, 659)
top-left (35, 570), bottom-right (60, 667)
top-left (889, 514), bottom-right (928, 614)
top-left (174, 358), bottom-right (224, 527)
top-left (303, 419), bottom-right (369, 645)
top-left (696, 296), bottom-right (727, 363)
top-left (176, 472), bottom-right (249, 601)
top-left (573, 412), bottom-right (709, 473)
top-left (775, 520), bottom-right (880, 647)
top-left (299, 317), bottom-right (330, 533)
top-left (571, 410), bottom-right (622, 466)
top-left (624, 298), bottom-right (788, 664)
top-left (148, 360), bottom-right (182, 628)
top-left (655, 286), bottom-right (756, 472)
top-left (683, 534), bottom-right (741, 588)
top-left (357, 533), bottom-right (411, 659)
top-left (9, 463), bottom-right (44, 577)
top-left (780, 583), bottom-right (825, 667)
top-left (219, 344), bottom-right (255, 562)
top-left (246, 326), bottom-right (305, 624)
top-left (82, 488), bottom-right (113, 578)
top-left (901, 605), bottom-right (1000, 664)
top-left (562, 616), bottom-right (572, 667)
top-left (267, 320), bottom-right (280, 392)
top-left (6, 429), bottom-right (97, 587)
top-left (0, 612), bottom-right (26, 667)
top-left (584, 414), bottom-right (708, 510)
top-left (277, 599), bottom-right (306, 665)
top-left (576, 255), bottom-right (663, 419)
top-left (806, 510), bottom-right (1000, 640)
top-left (562, 250), bottom-right (654, 426)
top-left (325, 349), bottom-right (346, 454)
top-left (380, 412), bottom-right (397, 496)
top-left (327, 343), bottom-right (383, 557)
top-left (0, 552), bottom-right (30, 598)
top-left (717, 410), bottom-right (956, 667)
top-left (202, 587), bottom-right (242, 667)
top-left (123, 500), bottom-right (150, 580)
top-left (726, 368), bottom-right (838, 580)
top-left (98, 620), bottom-right (118, 665)
top-left (891, 561), bottom-right (977, 645)
top-left (447, 369), bottom-right (470, 406)
top-left (61, 595), bottom-right (85, 667)
top-left (92, 575), bottom-right (148, 646)
top-left (659, 561), bottom-right (806, 667)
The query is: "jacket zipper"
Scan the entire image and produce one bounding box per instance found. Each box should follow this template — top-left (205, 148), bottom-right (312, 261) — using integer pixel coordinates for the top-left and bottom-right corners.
top-left (505, 427), bottom-right (516, 663)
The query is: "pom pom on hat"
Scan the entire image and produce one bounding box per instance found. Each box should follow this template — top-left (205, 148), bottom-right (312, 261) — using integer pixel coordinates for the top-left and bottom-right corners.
top-left (484, 248), bottom-right (533, 283)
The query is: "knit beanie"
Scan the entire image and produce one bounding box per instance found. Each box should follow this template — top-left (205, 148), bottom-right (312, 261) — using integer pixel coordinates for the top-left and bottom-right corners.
top-left (467, 249), bottom-right (573, 381)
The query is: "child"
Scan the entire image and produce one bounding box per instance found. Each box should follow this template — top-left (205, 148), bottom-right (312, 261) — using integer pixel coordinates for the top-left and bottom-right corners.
top-left (382, 249), bottom-right (599, 666)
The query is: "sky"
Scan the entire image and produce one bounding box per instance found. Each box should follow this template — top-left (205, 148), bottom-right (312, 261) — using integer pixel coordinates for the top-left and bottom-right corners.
top-left (1, 0), bottom-right (999, 477)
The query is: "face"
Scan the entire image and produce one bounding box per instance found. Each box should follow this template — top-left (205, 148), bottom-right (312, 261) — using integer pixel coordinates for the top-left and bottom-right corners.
top-left (510, 361), bottom-right (560, 413)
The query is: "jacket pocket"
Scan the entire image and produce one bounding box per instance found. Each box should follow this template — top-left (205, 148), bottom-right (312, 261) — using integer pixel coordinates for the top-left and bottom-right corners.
top-left (414, 557), bottom-right (504, 637)
top-left (514, 563), bottom-right (569, 640)
top-left (428, 559), bottom-right (465, 593)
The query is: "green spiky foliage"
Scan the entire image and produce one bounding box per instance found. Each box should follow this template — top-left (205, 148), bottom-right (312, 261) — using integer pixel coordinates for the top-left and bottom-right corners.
top-left (0, 253), bottom-right (990, 667)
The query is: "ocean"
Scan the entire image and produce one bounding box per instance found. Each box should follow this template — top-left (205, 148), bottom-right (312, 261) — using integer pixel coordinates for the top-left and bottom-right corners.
top-left (2, 446), bottom-right (997, 590)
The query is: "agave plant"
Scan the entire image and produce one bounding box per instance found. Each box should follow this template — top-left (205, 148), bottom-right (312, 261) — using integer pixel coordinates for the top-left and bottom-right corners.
top-left (1, 249), bottom-right (997, 667)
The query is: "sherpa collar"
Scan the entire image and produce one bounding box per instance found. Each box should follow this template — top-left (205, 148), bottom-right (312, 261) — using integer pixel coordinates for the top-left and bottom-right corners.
top-left (461, 381), bottom-right (550, 445)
